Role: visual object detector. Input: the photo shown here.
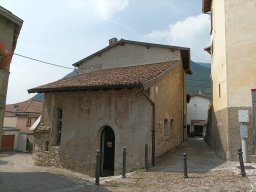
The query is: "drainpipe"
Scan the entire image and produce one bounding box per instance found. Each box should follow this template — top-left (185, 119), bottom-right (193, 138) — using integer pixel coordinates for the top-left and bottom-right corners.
top-left (141, 88), bottom-right (156, 166)
top-left (182, 72), bottom-right (185, 143)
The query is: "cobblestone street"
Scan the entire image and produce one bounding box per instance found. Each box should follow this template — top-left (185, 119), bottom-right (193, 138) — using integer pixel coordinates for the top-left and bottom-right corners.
top-left (1, 138), bottom-right (256, 191)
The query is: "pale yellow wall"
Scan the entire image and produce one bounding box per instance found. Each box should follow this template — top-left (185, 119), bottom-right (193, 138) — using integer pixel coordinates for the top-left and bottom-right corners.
top-left (3, 116), bottom-right (17, 128)
top-left (212, 0), bottom-right (256, 109)
top-left (78, 44), bottom-right (181, 73)
top-left (225, 0), bottom-right (256, 107)
top-left (150, 62), bottom-right (185, 157)
top-left (211, 0), bottom-right (228, 111)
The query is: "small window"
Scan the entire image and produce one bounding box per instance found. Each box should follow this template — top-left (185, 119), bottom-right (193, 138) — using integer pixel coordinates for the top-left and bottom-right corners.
top-left (26, 118), bottom-right (31, 127)
top-left (56, 108), bottom-right (63, 145)
top-left (219, 83), bottom-right (221, 98)
top-left (164, 119), bottom-right (169, 136)
top-left (170, 119), bottom-right (174, 134)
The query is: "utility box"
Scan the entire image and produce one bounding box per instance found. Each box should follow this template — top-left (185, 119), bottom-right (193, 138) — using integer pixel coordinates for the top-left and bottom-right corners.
top-left (238, 110), bottom-right (249, 123)
top-left (252, 89), bottom-right (256, 130)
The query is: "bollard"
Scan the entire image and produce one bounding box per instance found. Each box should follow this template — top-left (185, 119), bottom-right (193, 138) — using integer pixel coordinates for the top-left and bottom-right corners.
top-left (95, 150), bottom-right (101, 185)
top-left (183, 153), bottom-right (188, 178)
top-left (145, 144), bottom-right (149, 172)
top-left (122, 146), bottom-right (126, 178)
top-left (237, 148), bottom-right (246, 177)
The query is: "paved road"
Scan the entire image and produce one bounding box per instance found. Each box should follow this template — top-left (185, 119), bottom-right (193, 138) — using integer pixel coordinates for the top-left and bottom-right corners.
top-left (1, 138), bottom-right (256, 191)
top-left (0, 153), bottom-right (93, 192)
top-left (153, 137), bottom-right (226, 172)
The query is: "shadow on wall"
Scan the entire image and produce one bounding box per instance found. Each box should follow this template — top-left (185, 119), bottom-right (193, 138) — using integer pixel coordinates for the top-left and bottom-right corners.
top-left (207, 107), bottom-right (226, 160)
top-left (151, 137), bottom-right (226, 173)
top-left (0, 172), bottom-right (111, 192)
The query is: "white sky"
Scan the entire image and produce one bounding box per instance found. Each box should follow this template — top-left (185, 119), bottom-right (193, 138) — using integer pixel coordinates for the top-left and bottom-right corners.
top-left (0, 0), bottom-right (211, 104)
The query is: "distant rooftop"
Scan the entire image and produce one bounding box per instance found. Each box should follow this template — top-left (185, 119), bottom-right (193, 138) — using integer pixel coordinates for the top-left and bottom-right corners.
top-left (5, 99), bottom-right (43, 114)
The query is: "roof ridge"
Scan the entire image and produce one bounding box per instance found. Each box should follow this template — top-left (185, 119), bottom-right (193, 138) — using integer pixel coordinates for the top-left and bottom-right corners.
top-left (79, 60), bottom-right (178, 73)
top-left (23, 99), bottom-right (32, 112)
top-left (73, 38), bottom-right (189, 67)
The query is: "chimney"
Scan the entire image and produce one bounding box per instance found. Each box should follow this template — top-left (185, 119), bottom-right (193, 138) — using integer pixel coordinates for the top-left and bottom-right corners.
top-left (109, 37), bottom-right (118, 46)
top-left (13, 104), bottom-right (19, 112)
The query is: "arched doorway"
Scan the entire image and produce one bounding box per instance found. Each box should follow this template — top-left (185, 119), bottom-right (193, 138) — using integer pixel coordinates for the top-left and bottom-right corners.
top-left (100, 126), bottom-right (115, 176)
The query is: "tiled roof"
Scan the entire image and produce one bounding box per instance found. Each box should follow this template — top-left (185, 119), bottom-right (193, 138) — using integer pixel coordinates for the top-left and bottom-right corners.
top-left (5, 99), bottom-right (43, 113)
top-left (28, 61), bottom-right (179, 93)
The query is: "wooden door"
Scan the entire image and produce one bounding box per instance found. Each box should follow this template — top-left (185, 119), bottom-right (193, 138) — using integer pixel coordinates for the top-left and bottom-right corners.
top-left (1, 135), bottom-right (15, 151)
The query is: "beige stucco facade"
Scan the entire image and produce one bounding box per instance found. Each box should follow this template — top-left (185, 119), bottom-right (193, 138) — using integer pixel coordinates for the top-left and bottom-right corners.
top-left (151, 63), bottom-right (186, 156)
top-left (205, 0), bottom-right (256, 159)
top-left (78, 43), bottom-right (181, 74)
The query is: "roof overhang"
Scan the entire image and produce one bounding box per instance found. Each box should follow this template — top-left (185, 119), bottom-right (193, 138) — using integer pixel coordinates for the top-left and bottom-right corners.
top-left (142, 63), bottom-right (178, 90)
top-left (0, 6), bottom-right (23, 52)
top-left (204, 46), bottom-right (211, 55)
top-left (180, 49), bottom-right (192, 74)
top-left (202, 0), bottom-right (212, 13)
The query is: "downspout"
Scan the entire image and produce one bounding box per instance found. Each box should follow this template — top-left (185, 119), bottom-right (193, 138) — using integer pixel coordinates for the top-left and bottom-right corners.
top-left (141, 87), bottom-right (156, 166)
top-left (182, 71), bottom-right (185, 143)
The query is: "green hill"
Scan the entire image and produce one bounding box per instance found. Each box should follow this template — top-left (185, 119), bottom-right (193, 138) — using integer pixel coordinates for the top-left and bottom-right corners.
top-left (186, 61), bottom-right (211, 97)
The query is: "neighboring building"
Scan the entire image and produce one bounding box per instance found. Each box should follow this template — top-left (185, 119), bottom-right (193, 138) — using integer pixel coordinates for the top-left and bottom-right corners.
top-left (187, 94), bottom-right (211, 136)
top-left (202, 0), bottom-right (256, 159)
top-left (29, 39), bottom-right (191, 177)
top-left (0, 6), bottom-right (23, 150)
top-left (2, 99), bottom-right (43, 151)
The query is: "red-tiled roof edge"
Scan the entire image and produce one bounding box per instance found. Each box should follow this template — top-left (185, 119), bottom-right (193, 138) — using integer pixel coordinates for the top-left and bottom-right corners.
top-left (29, 83), bottom-right (142, 93)
top-left (28, 61), bottom-right (178, 93)
top-left (22, 98), bottom-right (32, 112)
top-left (5, 99), bottom-right (43, 113)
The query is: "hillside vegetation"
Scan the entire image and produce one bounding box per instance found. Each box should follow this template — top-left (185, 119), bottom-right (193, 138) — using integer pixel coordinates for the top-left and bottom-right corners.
top-left (186, 61), bottom-right (211, 97)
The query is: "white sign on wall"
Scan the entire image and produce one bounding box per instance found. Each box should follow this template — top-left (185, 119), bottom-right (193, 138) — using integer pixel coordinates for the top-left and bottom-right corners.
top-left (238, 110), bottom-right (249, 123)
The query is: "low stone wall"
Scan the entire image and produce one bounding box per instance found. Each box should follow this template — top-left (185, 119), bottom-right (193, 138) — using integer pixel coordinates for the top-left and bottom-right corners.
top-left (33, 144), bottom-right (96, 176)
top-left (33, 146), bottom-right (62, 168)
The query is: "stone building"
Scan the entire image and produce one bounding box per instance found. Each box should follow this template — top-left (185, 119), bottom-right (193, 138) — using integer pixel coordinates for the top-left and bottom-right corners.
top-left (0, 6), bottom-right (23, 150)
top-left (202, 0), bottom-right (256, 159)
top-left (29, 39), bottom-right (191, 176)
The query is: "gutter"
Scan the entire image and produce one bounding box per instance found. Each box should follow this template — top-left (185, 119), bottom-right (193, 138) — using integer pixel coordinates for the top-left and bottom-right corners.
top-left (141, 87), bottom-right (156, 166)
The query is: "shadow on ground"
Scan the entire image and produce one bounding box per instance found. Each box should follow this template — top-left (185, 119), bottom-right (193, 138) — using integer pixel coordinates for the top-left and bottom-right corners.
top-left (151, 137), bottom-right (226, 173)
top-left (0, 160), bottom-right (8, 165)
top-left (0, 172), bottom-right (110, 192)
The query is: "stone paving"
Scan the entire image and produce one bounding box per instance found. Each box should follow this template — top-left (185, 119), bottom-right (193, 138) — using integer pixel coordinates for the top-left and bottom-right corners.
top-left (1, 138), bottom-right (256, 191)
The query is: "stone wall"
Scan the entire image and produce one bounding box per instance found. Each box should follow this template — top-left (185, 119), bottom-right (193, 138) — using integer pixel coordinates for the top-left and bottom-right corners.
top-left (210, 106), bottom-right (253, 160)
top-left (34, 89), bottom-right (152, 177)
top-left (151, 63), bottom-right (186, 157)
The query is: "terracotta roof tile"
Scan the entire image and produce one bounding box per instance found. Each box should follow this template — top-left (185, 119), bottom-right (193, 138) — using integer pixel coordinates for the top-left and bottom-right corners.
top-left (28, 61), bottom-right (179, 93)
top-left (5, 99), bottom-right (43, 113)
